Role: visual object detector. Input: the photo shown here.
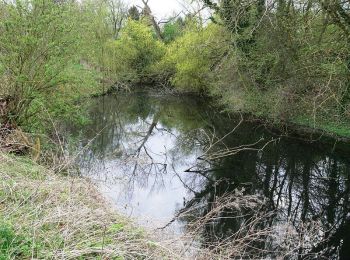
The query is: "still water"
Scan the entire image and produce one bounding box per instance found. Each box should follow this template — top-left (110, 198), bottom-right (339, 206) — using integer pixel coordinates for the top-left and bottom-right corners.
top-left (66, 92), bottom-right (350, 259)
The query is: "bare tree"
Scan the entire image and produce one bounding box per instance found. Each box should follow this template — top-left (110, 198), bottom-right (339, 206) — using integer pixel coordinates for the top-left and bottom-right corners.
top-left (105, 0), bottom-right (128, 38)
top-left (141, 0), bottom-right (163, 39)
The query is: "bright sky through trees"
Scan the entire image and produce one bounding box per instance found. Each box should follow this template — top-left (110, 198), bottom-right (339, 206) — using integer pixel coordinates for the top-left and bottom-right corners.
top-left (127, 0), bottom-right (184, 19)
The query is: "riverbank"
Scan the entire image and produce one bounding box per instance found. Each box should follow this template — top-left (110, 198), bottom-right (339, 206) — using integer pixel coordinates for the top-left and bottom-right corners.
top-left (130, 87), bottom-right (350, 144)
top-left (242, 112), bottom-right (350, 144)
top-left (0, 153), bottom-right (177, 259)
top-left (2, 90), bottom-right (348, 259)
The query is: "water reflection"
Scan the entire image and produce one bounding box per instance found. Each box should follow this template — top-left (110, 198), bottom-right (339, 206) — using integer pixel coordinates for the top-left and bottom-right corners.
top-left (66, 92), bottom-right (350, 259)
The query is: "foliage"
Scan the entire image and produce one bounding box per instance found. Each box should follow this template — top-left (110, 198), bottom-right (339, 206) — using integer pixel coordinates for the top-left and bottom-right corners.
top-left (111, 19), bottom-right (166, 83)
top-left (128, 5), bottom-right (140, 21)
top-left (162, 17), bottom-right (186, 43)
top-left (0, 0), bottom-right (349, 137)
top-left (200, 0), bottom-right (350, 129)
top-left (0, 0), bottom-right (101, 133)
top-left (157, 23), bottom-right (230, 92)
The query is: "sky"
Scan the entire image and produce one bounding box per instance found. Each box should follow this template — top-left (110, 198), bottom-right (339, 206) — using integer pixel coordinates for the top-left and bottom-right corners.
top-left (126, 0), bottom-right (188, 20)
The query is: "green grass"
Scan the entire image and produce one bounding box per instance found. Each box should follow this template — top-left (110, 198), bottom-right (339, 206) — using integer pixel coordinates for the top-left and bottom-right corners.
top-left (0, 222), bottom-right (33, 260)
top-left (293, 116), bottom-right (350, 138)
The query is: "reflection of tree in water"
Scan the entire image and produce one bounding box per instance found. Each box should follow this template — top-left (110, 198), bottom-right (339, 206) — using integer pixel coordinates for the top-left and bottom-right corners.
top-left (67, 92), bottom-right (209, 194)
top-left (175, 123), bottom-right (350, 259)
top-left (65, 92), bottom-right (350, 259)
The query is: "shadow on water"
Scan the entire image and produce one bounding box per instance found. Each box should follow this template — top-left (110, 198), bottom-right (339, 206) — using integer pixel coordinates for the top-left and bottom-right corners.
top-left (64, 92), bottom-right (350, 259)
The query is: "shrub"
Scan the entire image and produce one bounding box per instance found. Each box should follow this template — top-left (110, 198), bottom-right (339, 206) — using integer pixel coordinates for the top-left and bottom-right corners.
top-left (158, 23), bottom-right (230, 93)
top-left (0, 0), bottom-right (99, 133)
top-left (111, 19), bottom-right (166, 83)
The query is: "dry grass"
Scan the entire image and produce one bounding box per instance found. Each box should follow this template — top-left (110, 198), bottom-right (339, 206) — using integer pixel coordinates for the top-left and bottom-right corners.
top-left (173, 190), bottom-right (330, 260)
top-left (0, 153), bottom-right (179, 259)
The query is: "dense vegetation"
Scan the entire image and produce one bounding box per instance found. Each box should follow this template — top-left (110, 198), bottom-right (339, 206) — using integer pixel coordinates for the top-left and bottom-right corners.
top-left (156, 0), bottom-right (350, 135)
top-left (200, 0), bottom-right (350, 134)
top-left (0, 0), bottom-right (349, 258)
top-left (1, 0), bottom-right (349, 136)
top-left (0, 0), bottom-right (122, 133)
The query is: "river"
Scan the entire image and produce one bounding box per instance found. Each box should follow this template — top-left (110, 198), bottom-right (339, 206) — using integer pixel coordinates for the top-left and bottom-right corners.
top-left (64, 91), bottom-right (350, 259)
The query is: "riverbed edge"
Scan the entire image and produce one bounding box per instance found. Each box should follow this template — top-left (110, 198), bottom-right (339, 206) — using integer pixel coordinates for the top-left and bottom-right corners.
top-left (0, 152), bottom-right (177, 259)
top-left (104, 87), bottom-right (350, 145)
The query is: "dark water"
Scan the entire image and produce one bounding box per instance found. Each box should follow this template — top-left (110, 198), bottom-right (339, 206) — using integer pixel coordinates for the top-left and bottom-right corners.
top-left (66, 92), bottom-right (350, 259)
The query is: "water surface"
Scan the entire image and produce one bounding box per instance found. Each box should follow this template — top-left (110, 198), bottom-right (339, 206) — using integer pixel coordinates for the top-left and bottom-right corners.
top-left (66, 92), bottom-right (350, 259)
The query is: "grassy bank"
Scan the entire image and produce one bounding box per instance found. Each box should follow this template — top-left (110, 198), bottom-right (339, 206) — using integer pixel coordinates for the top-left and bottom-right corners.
top-left (134, 87), bottom-right (350, 141)
top-left (291, 116), bottom-right (350, 139)
top-left (242, 111), bottom-right (350, 141)
top-left (0, 153), bottom-right (176, 259)
top-left (252, 112), bottom-right (350, 142)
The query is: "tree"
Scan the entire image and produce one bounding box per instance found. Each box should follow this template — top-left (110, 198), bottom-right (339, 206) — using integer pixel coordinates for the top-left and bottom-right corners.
top-left (162, 17), bottom-right (186, 43)
top-left (128, 5), bottom-right (140, 21)
top-left (140, 0), bottom-right (163, 39)
top-left (0, 0), bottom-right (98, 132)
top-left (198, 0), bottom-right (350, 125)
top-left (111, 19), bottom-right (166, 83)
top-left (105, 0), bottom-right (128, 39)
top-left (159, 23), bottom-right (230, 92)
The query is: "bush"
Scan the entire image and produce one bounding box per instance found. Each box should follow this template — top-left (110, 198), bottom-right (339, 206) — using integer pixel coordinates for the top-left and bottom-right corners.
top-left (162, 18), bottom-right (185, 43)
top-left (0, 0), bottom-right (99, 133)
top-left (157, 23), bottom-right (230, 93)
top-left (111, 19), bottom-right (166, 83)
